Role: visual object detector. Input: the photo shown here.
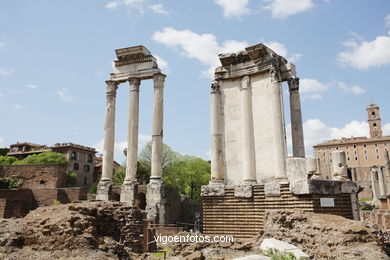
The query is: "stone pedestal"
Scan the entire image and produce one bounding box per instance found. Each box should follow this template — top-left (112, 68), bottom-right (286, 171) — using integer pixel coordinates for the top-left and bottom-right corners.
top-left (201, 183), bottom-right (225, 196)
top-left (331, 151), bottom-right (348, 181)
top-left (96, 179), bottom-right (112, 201)
top-left (120, 182), bottom-right (138, 204)
top-left (146, 179), bottom-right (166, 224)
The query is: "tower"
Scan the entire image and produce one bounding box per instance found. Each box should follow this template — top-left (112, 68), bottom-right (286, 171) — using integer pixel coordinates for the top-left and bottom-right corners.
top-left (367, 104), bottom-right (382, 138)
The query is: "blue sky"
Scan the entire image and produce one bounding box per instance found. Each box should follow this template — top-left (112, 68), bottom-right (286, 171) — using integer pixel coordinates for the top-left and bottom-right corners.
top-left (1, 0), bottom-right (390, 164)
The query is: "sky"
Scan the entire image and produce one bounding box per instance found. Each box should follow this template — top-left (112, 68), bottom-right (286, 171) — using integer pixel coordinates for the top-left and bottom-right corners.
top-left (0, 0), bottom-right (390, 164)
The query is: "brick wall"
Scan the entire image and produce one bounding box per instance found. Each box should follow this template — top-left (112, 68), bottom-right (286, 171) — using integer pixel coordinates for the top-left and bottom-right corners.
top-left (0, 164), bottom-right (67, 189)
top-left (33, 188), bottom-right (88, 207)
top-left (203, 184), bottom-right (353, 238)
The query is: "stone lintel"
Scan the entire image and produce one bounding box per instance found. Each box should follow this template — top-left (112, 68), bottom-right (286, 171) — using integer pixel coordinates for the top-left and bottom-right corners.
top-left (264, 182), bottom-right (281, 197)
top-left (234, 184), bottom-right (253, 198)
top-left (201, 184), bottom-right (225, 197)
top-left (290, 179), bottom-right (360, 195)
top-left (115, 45), bottom-right (153, 65)
top-left (109, 68), bottom-right (162, 82)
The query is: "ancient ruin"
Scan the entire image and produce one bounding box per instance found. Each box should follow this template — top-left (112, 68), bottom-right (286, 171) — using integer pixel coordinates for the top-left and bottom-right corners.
top-left (201, 43), bottom-right (360, 238)
top-left (96, 46), bottom-right (169, 223)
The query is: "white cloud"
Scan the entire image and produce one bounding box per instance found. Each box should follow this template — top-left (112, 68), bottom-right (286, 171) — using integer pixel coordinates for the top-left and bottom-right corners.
top-left (148, 4), bottom-right (170, 16)
top-left (337, 81), bottom-right (366, 94)
top-left (214, 0), bottom-right (250, 18)
top-left (264, 41), bottom-right (302, 62)
top-left (264, 0), bottom-right (314, 19)
top-left (383, 123), bottom-right (390, 136)
top-left (0, 68), bottom-right (14, 76)
top-left (300, 78), bottom-right (329, 93)
top-left (56, 88), bottom-right (74, 102)
top-left (385, 14), bottom-right (390, 29)
top-left (0, 137), bottom-right (5, 147)
top-left (26, 84), bottom-right (38, 89)
top-left (287, 119), bottom-right (371, 155)
top-left (338, 30), bottom-right (390, 70)
top-left (154, 55), bottom-right (169, 72)
top-left (106, 1), bottom-right (118, 9)
top-left (0, 42), bottom-right (5, 48)
top-left (153, 27), bottom-right (247, 78)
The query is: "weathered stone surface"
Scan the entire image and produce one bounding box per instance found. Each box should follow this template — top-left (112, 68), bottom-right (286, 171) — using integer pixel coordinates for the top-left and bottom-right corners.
top-left (286, 157), bottom-right (307, 181)
top-left (331, 151), bottom-right (348, 181)
top-left (264, 182), bottom-right (281, 197)
top-left (234, 185), bottom-right (253, 198)
top-left (260, 238), bottom-right (309, 259)
top-left (201, 184), bottom-right (225, 197)
top-left (262, 210), bottom-right (388, 260)
top-left (0, 201), bottom-right (146, 259)
top-left (290, 179), bottom-right (359, 195)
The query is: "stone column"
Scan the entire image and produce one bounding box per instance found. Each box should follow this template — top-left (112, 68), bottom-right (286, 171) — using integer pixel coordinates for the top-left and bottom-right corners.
top-left (121, 78), bottom-right (141, 204)
top-left (210, 81), bottom-right (224, 184)
top-left (150, 74), bottom-right (165, 183)
top-left (371, 167), bottom-right (378, 200)
top-left (378, 166), bottom-right (386, 198)
top-left (351, 168), bottom-right (357, 182)
top-left (240, 76), bottom-right (256, 184)
top-left (331, 151), bottom-right (348, 181)
top-left (288, 77), bottom-right (305, 158)
top-left (384, 150), bottom-right (390, 193)
top-left (96, 80), bottom-right (118, 201)
top-left (146, 74), bottom-right (166, 224)
top-left (271, 72), bottom-right (288, 181)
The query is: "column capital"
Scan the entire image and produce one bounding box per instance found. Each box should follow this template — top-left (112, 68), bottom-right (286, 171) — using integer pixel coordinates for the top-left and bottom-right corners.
top-left (105, 80), bottom-right (119, 96)
top-left (153, 73), bottom-right (166, 88)
top-left (240, 75), bottom-right (250, 90)
top-left (211, 80), bottom-right (220, 93)
top-left (129, 78), bottom-right (141, 91)
top-left (288, 77), bottom-right (300, 92)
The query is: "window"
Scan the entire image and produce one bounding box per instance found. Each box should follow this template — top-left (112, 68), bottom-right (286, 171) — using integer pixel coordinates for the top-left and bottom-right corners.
top-left (84, 165), bottom-right (90, 172)
top-left (376, 149), bottom-right (379, 153)
top-left (347, 151), bottom-right (349, 155)
top-left (375, 143), bottom-right (378, 147)
top-left (73, 163), bottom-right (79, 170)
top-left (372, 111), bottom-right (376, 119)
top-left (374, 123), bottom-right (377, 131)
top-left (87, 154), bottom-right (93, 163)
top-left (347, 157), bottom-right (350, 161)
top-left (365, 156), bottom-right (368, 160)
top-left (354, 144), bottom-right (357, 149)
top-left (346, 146), bottom-right (349, 149)
top-left (385, 143), bottom-right (388, 147)
top-left (354, 151), bottom-right (357, 155)
top-left (336, 146), bottom-right (339, 150)
top-left (330, 159), bottom-right (332, 163)
top-left (71, 151), bottom-right (77, 160)
top-left (364, 150), bottom-right (367, 154)
top-left (355, 157), bottom-right (358, 161)
top-left (377, 155), bottom-right (380, 160)
top-left (364, 144), bottom-right (367, 148)
top-left (323, 153), bottom-right (325, 157)
top-left (83, 177), bottom-right (88, 185)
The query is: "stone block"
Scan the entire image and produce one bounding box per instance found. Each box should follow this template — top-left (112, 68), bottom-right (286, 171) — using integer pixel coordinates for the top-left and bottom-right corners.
top-left (260, 238), bottom-right (310, 260)
top-left (286, 157), bottom-right (307, 181)
top-left (290, 179), bottom-right (348, 195)
top-left (264, 182), bottom-right (281, 197)
top-left (96, 180), bottom-right (112, 201)
top-left (201, 184), bottom-right (225, 197)
top-left (120, 182), bottom-right (138, 205)
top-left (341, 181), bottom-right (360, 193)
top-left (234, 184), bottom-right (253, 198)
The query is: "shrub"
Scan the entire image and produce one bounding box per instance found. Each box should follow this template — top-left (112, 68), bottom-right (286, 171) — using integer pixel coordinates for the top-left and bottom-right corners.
top-left (0, 155), bottom-right (17, 165)
top-left (53, 200), bottom-right (62, 205)
top-left (13, 152), bottom-right (67, 165)
top-left (0, 177), bottom-right (24, 189)
top-left (66, 171), bottom-right (77, 187)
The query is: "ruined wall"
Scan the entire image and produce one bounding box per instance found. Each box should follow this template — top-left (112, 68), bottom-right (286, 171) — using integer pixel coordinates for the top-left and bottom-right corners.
top-left (203, 184), bottom-right (353, 238)
top-left (0, 164), bottom-right (67, 189)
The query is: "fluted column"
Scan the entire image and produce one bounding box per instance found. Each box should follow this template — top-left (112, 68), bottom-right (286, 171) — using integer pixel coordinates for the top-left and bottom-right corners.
top-left (378, 166), bottom-right (386, 198)
top-left (96, 80), bottom-right (118, 201)
top-left (371, 167), bottom-right (378, 200)
top-left (271, 71), bottom-right (288, 181)
top-left (210, 81), bottom-right (224, 184)
top-left (288, 77), bottom-right (305, 158)
top-left (240, 76), bottom-right (256, 184)
top-left (150, 74), bottom-right (165, 183)
top-left (124, 78), bottom-right (141, 184)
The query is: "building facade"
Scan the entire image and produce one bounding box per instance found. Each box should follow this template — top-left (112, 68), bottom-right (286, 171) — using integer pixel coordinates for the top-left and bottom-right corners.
top-left (313, 104), bottom-right (390, 198)
top-left (7, 142), bottom-right (96, 187)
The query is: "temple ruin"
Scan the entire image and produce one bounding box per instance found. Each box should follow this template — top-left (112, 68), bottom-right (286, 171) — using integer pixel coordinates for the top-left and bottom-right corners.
top-left (201, 43), bottom-right (360, 238)
top-left (96, 46), bottom-right (170, 223)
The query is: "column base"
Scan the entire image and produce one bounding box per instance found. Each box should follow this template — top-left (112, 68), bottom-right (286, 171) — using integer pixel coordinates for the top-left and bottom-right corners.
top-left (242, 178), bottom-right (257, 185)
top-left (96, 179), bottom-right (112, 201)
top-left (234, 184), bottom-right (253, 198)
top-left (201, 182), bottom-right (225, 196)
top-left (120, 181), bottom-right (138, 205)
top-left (146, 181), bottom-right (166, 224)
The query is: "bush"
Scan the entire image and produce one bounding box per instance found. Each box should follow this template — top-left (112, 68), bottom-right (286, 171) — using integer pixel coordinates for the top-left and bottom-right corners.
top-left (361, 204), bottom-right (375, 211)
top-left (53, 200), bottom-right (62, 205)
top-left (13, 152), bottom-right (68, 165)
top-left (0, 155), bottom-right (17, 165)
top-left (263, 248), bottom-right (299, 260)
top-left (0, 177), bottom-right (24, 189)
top-left (66, 171), bottom-right (77, 187)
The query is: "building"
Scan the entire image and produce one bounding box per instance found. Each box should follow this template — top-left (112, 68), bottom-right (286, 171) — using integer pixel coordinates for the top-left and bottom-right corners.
top-left (93, 155), bottom-right (122, 184)
top-left (313, 104), bottom-right (390, 198)
top-left (7, 142), bottom-right (96, 187)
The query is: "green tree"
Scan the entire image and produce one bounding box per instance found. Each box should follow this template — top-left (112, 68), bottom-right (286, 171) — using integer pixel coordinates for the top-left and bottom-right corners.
top-left (0, 148), bottom-right (9, 156)
top-left (66, 171), bottom-right (77, 187)
top-left (112, 166), bottom-right (125, 186)
top-left (163, 156), bottom-right (210, 201)
top-left (12, 152), bottom-right (67, 165)
top-left (0, 155), bottom-right (17, 165)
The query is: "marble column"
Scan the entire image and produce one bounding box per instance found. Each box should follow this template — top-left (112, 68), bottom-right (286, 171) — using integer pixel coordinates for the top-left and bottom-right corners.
top-left (371, 167), bottom-right (378, 200)
top-left (378, 166), bottom-right (386, 198)
top-left (384, 150), bottom-right (390, 194)
top-left (210, 81), bottom-right (224, 184)
top-left (288, 77), bottom-right (305, 158)
top-left (150, 74), bottom-right (165, 183)
top-left (331, 151), bottom-right (348, 181)
top-left (96, 80), bottom-right (118, 201)
top-left (121, 78), bottom-right (141, 203)
top-left (240, 76), bottom-right (256, 184)
top-left (271, 72), bottom-right (288, 181)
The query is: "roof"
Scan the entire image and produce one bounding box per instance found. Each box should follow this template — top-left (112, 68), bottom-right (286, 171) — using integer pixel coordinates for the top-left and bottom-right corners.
top-left (313, 135), bottom-right (390, 148)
